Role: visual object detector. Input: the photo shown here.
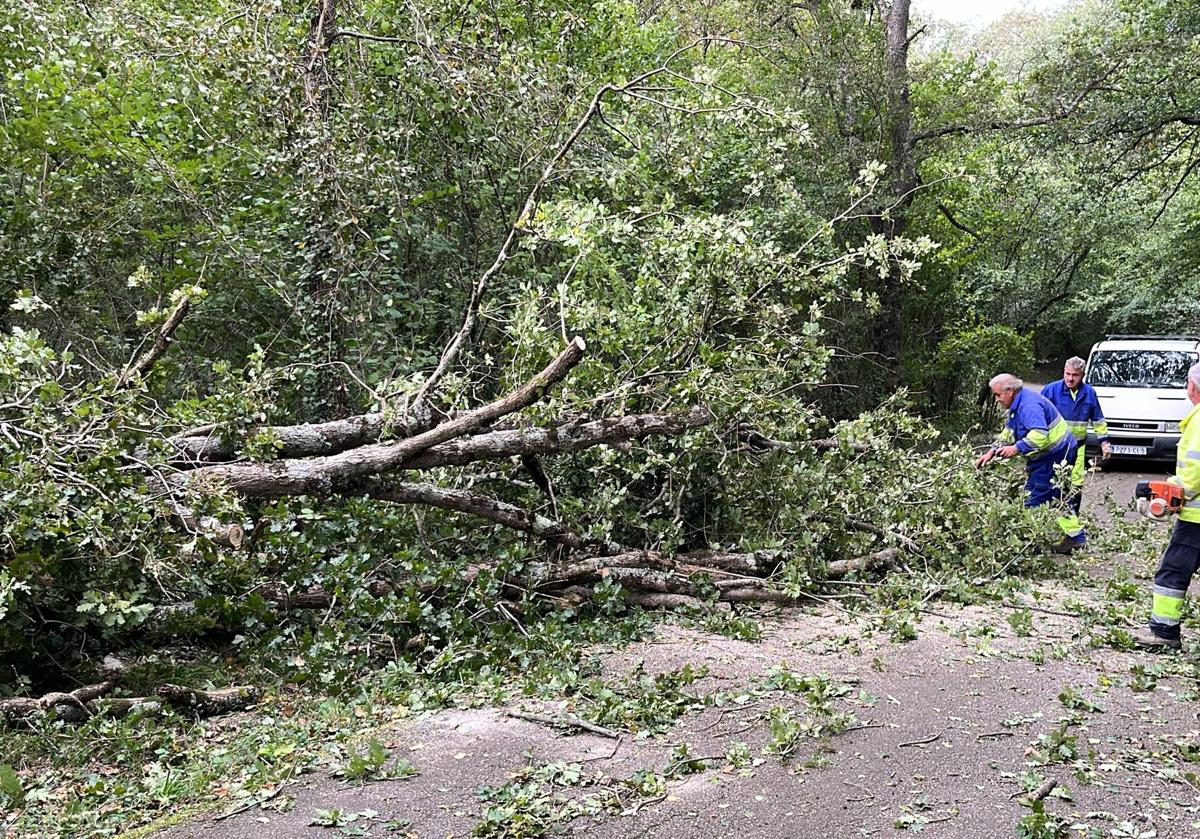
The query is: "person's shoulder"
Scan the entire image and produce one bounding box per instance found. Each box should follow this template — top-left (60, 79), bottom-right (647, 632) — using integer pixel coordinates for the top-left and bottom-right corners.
top-left (1017, 390), bottom-right (1042, 414)
top-left (1040, 380), bottom-right (1062, 398)
top-left (1025, 389), bottom-right (1056, 421)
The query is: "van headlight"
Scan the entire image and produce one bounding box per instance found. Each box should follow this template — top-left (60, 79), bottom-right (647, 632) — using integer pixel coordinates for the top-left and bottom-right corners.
top-left (1167, 422), bottom-right (1181, 433)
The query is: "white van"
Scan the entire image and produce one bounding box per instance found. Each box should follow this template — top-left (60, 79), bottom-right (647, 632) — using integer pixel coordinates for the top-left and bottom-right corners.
top-left (1084, 335), bottom-right (1200, 462)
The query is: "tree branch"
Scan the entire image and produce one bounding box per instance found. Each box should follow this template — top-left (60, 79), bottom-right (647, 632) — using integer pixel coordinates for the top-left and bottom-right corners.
top-left (825, 547), bottom-right (903, 579)
top-left (363, 480), bottom-right (625, 554)
top-left (936, 201), bottom-right (982, 240)
top-left (156, 406), bottom-right (439, 466)
top-left (331, 28), bottom-right (424, 48)
top-left (117, 296), bottom-right (191, 388)
top-left (735, 423), bottom-right (869, 454)
top-left (411, 37), bottom-right (748, 414)
top-left (399, 406), bottom-right (714, 470)
top-left (910, 67), bottom-right (1119, 147)
top-left (1150, 144), bottom-right (1200, 227)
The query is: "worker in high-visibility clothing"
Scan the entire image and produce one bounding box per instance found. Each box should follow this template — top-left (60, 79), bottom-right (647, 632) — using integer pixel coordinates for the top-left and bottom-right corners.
top-left (975, 373), bottom-right (1085, 552)
top-left (1040, 356), bottom-right (1111, 548)
top-left (1135, 362), bottom-right (1200, 650)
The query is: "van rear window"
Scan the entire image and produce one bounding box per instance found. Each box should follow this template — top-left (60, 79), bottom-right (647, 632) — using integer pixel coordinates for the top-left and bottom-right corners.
top-left (1087, 350), bottom-right (1199, 388)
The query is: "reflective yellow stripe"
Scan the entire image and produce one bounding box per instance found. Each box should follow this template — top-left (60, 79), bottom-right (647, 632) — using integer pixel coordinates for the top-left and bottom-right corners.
top-left (1047, 416), bottom-right (1070, 445)
top-left (999, 428), bottom-right (1015, 444)
top-left (1025, 417), bottom-right (1070, 452)
top-left (1093, 421), bottom-right (1108, 436)
top-left (1152, 591), bottom-right (1185, 622)
top-left (1071, 448), bottom-right (1086, 487)
top-left (1056, 513), bottom-right (1084, 538)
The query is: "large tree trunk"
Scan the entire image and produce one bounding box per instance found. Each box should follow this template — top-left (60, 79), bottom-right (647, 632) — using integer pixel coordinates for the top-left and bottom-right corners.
top-left (870, 0), bottom-right (916, 386)
top-left (399, 407), bottom-right (714, 469)
top-left (158, 405), bottom-right (438, 465)
top-left (179, 405), bottom-right (711, 497)
top-left (177, 338), bottom-right (589, 495)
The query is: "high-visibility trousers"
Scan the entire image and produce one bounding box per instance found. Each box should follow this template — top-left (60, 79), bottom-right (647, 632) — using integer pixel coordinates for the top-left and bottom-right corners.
top-left (1149, 520), bottom-right (1200, 641)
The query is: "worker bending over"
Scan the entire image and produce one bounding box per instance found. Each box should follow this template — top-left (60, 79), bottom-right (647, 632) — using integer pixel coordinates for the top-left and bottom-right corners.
top-left (975, 373), bottom-right (1085, 553)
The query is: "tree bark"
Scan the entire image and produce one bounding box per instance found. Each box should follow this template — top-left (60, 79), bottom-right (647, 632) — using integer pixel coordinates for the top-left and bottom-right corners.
top-left (401, 406), bottom-right (714, 469)
top-left (365, 481), bottom-right (625, 554)
top-left (869, 0), bottom-right (916, 384)
top-left (0, 659), bottom-right (256, 725)
top-left (180, 404), bottom-right (711, 498)
top-left (825, 547), bottom-right (902, 579)
top-left (156, 405), bottom-right (438, 465)
top-left (156, 684), bottom-right (260, 716)
top-left (179, 337), bottom-right (587, 496)
top-left (173, 506), bottom-right (245, 549)
top-left (304, 0), bottom-right (339, 118)
top-left (735, 423), bottom-right (869, 454)
top-left (625, 591), bottom-right (705, 609)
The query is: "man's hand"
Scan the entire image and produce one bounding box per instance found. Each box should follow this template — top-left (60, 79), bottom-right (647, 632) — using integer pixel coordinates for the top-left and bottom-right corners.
top-left (1100, 441), bottom-right (1111, 460)
top-left (997, 445), bottom-right (1020, 459)
top-left (974, 448), bottom-right (996, 469)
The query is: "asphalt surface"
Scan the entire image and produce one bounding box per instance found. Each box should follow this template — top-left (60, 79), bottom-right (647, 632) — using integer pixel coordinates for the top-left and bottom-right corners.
top-left (152, 459), bottom-right (1200, 839)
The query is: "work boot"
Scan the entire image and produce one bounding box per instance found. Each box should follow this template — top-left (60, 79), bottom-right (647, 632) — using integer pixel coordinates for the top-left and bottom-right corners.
top-left (1050, 536), bottom-right (1086, 555)
top-left (1131, 627), bottom-right (1182, 651)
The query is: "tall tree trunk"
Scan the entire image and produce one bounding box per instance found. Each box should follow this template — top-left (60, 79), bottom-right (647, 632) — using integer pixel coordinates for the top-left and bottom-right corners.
top-left (869, 0), bottom-right (916, 387)
top-left (305, 0), bottom-right (338, 118)
top-left (299, 0), bottom-right (352, 417)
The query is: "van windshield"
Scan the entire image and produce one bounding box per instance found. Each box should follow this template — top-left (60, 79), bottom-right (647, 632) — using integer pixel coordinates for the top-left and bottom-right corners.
top-left (1088, 350), bottom-right (1199, 388)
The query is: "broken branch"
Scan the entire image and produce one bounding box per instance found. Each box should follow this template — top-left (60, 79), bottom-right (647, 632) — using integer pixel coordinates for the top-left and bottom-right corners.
top-left (118, 295), bottom-right (191, 388)
top-left (505, 709), bottom-right (621, 739)
top-left (363, 480), bottom-right (625, 554)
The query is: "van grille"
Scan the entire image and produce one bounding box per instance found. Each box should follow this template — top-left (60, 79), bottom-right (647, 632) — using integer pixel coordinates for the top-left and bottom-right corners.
top-left (1108, 421), bottom-right (1161, 431)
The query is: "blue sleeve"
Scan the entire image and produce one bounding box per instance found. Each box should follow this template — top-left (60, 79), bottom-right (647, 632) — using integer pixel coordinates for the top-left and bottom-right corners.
top-left (1086, 388), bottom-right (1109, 440)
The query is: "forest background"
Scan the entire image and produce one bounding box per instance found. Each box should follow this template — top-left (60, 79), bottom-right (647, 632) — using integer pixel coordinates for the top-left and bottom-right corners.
top-left (1, 0), bottom-right (1199, 834)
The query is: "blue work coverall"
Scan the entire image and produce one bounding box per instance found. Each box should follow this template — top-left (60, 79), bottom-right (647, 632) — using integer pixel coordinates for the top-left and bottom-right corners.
top-left (1040, 379), bottom-right (1109, 515)
top-left (998, 388), bottom-right (1084, 540)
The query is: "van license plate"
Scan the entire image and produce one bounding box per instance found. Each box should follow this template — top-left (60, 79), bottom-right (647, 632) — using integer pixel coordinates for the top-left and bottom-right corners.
top-left (1110, 445), bottom-right (1149, 456)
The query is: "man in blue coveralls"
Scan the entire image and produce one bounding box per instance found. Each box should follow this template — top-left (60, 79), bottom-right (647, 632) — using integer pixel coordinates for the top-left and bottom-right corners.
top-left (1039, 356), bottom-right (1110, 549)
top-left (975, 373), bottom-right (1086, 553)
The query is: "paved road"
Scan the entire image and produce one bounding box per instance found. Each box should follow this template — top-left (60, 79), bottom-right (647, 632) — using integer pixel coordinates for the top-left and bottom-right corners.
top-left (1083, 458), bottom-right (1169, 522)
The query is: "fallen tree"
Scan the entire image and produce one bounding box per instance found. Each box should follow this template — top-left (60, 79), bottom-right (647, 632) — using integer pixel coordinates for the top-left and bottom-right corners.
top-left (133, 333), bottom-right (912, 614)
top-left (2, 288), bottom-right (938, 703)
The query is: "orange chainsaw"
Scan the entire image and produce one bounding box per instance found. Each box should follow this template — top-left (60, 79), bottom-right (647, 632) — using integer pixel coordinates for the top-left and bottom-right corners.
top-left (1135, 480), bottom-right (1186, 520)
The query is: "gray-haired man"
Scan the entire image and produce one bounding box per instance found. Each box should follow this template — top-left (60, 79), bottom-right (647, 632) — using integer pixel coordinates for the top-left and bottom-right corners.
top-left (1040, 356), bottom-right (1110, 549)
